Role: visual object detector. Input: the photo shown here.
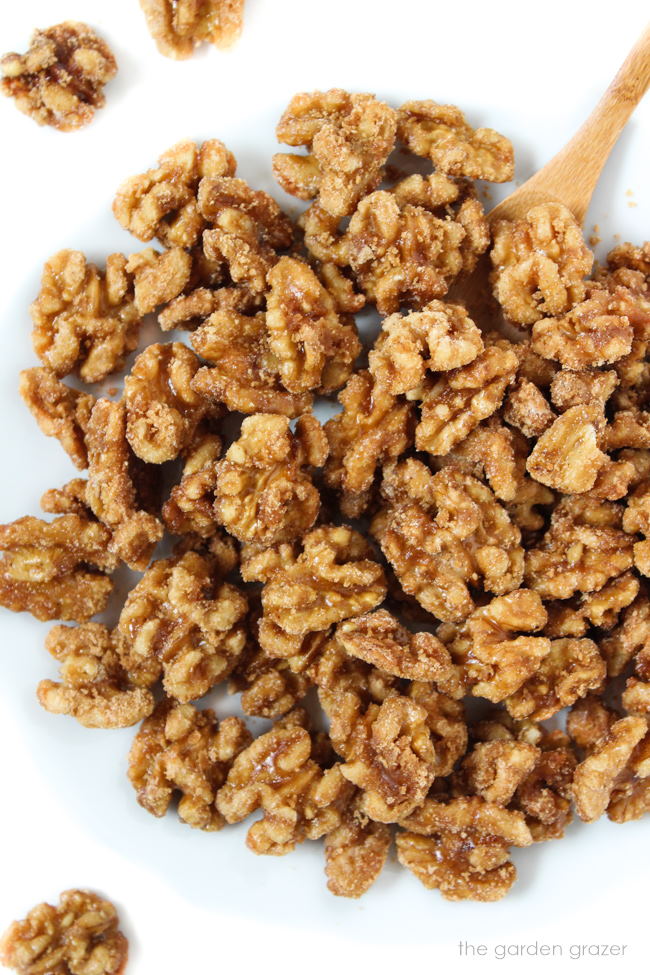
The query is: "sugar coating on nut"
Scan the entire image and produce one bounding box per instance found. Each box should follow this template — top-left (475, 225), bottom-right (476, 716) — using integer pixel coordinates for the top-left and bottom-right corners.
top-left (139, 0), bottom-right (244, 59)
top-left (19, 368), bottom-right (95, 470)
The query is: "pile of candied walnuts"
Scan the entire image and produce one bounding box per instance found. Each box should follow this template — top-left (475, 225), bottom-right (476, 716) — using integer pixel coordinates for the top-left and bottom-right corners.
top-left (2, 89), bottom-right (650, 904)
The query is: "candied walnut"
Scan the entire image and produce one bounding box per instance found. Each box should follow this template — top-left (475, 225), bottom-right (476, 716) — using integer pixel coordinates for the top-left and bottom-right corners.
top-left (126, 247), bottom-right (192, 315)
top-left (408, 681), bottom-right (468, 774)
top-left (369, 300), bottom-right (483, 395)
top-left (229, 637), bottom-right (311, 719)
top-left (532, 289), bottom-right (634, 368)
top-left (117, 551), bottom-right (247, 702)
top-left (607, 241), bottom-right (650, 277)
top-left (336, 609), bottom-right (453, 682)
top-left (274, 89), bottom-right (397, 217)
top-left (525, 497), bottom-right (634, 599)
top-left (19, 367), bottom-right (95, 470)
top-left (416, 340), bottom-right (519, 455)
top-left (139, 0), bottom-right (244, 58)
top-left (86, 399), bottom-right (163, 570)
top-left (397, 797), bottom-right (532, 901)
top-left (163, 432), bottom-right (222, 537)
top-left (0, 515), bottom-right (115, 622)
top-left (514, 731), bottom-right (577, 841)
top-left (503, 379), bottom-right (555, 439)
top-left (442, 590), bottom-right (551, 702)
top-left (191, 310), bottom-right (312, 416)
top-left (601, 593), bottom-right (650, 676)
top-left (623, 678), bottom-right (650, 715)
top-left (526, 405), bottom-right (607, 494)
top-left (505, 637), bottom-right (605, 720)
top-left (338, 695), bottom-right (437, 823)
top-left (323, 370), bottom-right (414, 517)
top-left (31, 250), bottom-right (140, 383)
top-left (550, 368), bottom-right (618, 412)
top-left (324, 804), bottom-right (391, 898)
top-left (397, 101), bottom-right (514, 182)
top-left (129, 699), bottom-right (251, 830)
top-left (214, 413), bottom-right (326, 547)
top-left (378, 461), bottom-right (523, 622)
top-left (1, 22), bottom-right (116, 131)
top-left (198, 177), bottom-right (292, 251)
top-left (265, 257), bottom-right (360, 394)
top-left (258, 526), bottom-right (387, 636)
top-left (113, 139), bottom-right (236, 247)
top-left (0, 889), bottom-right (127, 975)
top-left (37, 623), bottom-right (154, 729)
top-left (572, 714), bottom-right (647, 822)
top-left (158, 281), bottom-right (261, 331)
top-left (603, 409), bottom-right (650, 451)
top-left (490, 203), bottom-right (593, 325)
top-left (459, 740), bottom-right (539, 805)
top-left (216, 722), bottom-right (353, 855)
top-left (545, 572), bottom-right (639, 639)
top-left (434, 419), bottom-right (520, 502)
top-left (124, 342), bottom-right (207, 463)
top-left (41, 478), bottom-right (91, 518)
top-left (314, 262), bottom-right (365, 314)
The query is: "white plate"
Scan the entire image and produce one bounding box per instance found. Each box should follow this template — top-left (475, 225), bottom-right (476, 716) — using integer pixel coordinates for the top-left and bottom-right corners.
top-left (0, 1), bottom-right (648, 972)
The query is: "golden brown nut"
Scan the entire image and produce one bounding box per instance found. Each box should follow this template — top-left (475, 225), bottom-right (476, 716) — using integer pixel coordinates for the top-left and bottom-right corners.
top-left (117, 551), bottom-right (247, 702)
top-left (128, 699), bottom-right (251, 830)
top-left (532, 289), bottom-right (634, 369)
top-left (505, 637), bottom-right (605, 720)
top-left (324, 804), bottom-right (392, 898)
top-left (323, 370), bottom-right (415, 517)
top-left (544, 571), bottom-right (639, 640)
top-left (158, 282), bottom-right (261, 331)
top-left (397, 797), bottom-right (532, 901)
top-left (1, 22), bottom-right (116, 130)
top-left (397, 101), bottom-right (514, 182)
top-left (502, 379), bottom-right (556, 439)
top-left (126, 248), bottom-right (193, 315)
top-left (550, 368), bottom-right (619, 412)
top-left (459, 740), bottom-right (540, 806)
top-left (490, 203), bottom-right (593, 325)
top-left (19, 367), bottom-right (95, 470)
top-left (0, 515), bottom-right (115, 622)
top-left (258, 526), bottom-right (387, 636)
top-left (527, 405), bottom-right (608, 494)
top-left (163, 431), bottom-right (223, 538)
top-left (124, 343), bottom-right (207, 463)
top-left (265, 257), bottom-right (360, 394)
top-left (37, 623), bottom-right (154, 729)
top-left (572, 714), bottom-right (648, 822)
top-left (216, 722), bottom-right (353, 854)
top-left (30, 251), bottom-right (140, 384)
top-left (274, 89), bottom-right (397, 217)
top-left (377, 460), bottom-right (523, 622)
top-left (113, 139), bottom-right (236, 247)
top-left (86, 399), bottom-right (164, 570)
top-left (0, 889), bottom-right (128, 975)
top-left (139, 0), bottom-right (244, 58)
top-left (336, 609), bottom-right (453, 682)
top-left (600, 591), bottom-right (650, 676)
top-left (606, 240), bottom-right (650, 277)
top-left (368, 300), bottom-right (484, 395)
top-left (416, 340), bottom-right (519, 455)
top-left (191, 310), bottom-right (312, 416)
top-left (40, 479), bottom-right (92, 518)
top-left (229, 635), bottom-right (312, 719)
top-left (434, 418), bottom-right (521, 502)
top-left (214, 413), bottom-right (326, 547)
top-left (524, 497), bottom-right (634, 599)
top-left (513, 730), bottom-right (577, 841)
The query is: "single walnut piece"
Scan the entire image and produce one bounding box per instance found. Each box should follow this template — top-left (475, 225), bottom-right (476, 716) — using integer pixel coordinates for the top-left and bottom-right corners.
top-left (490, 203), bottom-right (593, 325)
top-left (229, 635), bottom-right (312, 719)
top-left (442, 590), bottom-right (551, 702)
top-left (544, 571), bottom-right (639, 640)
top-left (459, 739), bottom-right (540, 806)
top-left (323, 370), bottom-right (415, 517)
top-left (124, 343), bottom-right (207, 463)
top-left (113, 139), bottom-right (236, 247)
top-left (214, 413), bottom-right (326, 547)
top-left (434, 419), bottom-right (522, 503)
top-left (550, 368), bottom-right (618, 412)
top-left (163, 431), bottom-right (223, 538)
top-left (126, 248), bottom-right (192, 315)
top-left (19, 367), bottom-right (95, 470)
top-left (505, 637), bottom-right (605, 720)
top-left (265, 257), bottom-right (361, 394)
top-left (368, 300), bottom-right (484, 395)
top-left (572, 713), bottom-right (648, 822)
top-left (31, 250), bottom-right (141, 384)
top-left (397, 101), bottom-right (514, 182)
top-left (37, 623), bottom-right (154, 729)
top-left (532, 289), bottom-right (634, 369)
top-left (274, 89), bottom-right (397, 217)
top-left (117, 551), bottom-right (247, 702)
top-left (139, 0), bottom-right (244, 59)
top-left (86, 399), bottom-right (164, 570)
top-left (524, 497), bottom-right (634, 599)
top-left (324, 804), bottom-right (392, 898)
top-left (600, 592), bottom-right (650, 676)
top-left (0, 515), bottom-right (115, 622)
top-left (191, 310), bottom-right (312, 416)
top-left (527, 406), bottom-right (608, 494)
top-left (377, 461), bottom-right (523, 622)
top-left (503, 379), bottom-right (555, 439)
top-left (416, 340), bottom-right (520, 455)
top-left (336, 609), bottom-right (453, 682)
top-left (129, 699), bottom-right (251, 830)
top-left (1, 22), bottom-right (116, 131)
top-left (0, 889), bottom-right (128, 975)
top-left (258, 526), bottom-right (387, 636)
top-left (216, 722), bottom-right (353, 855)
top-left (397, 797), bottom-right (532, 901)
top-left (41, 479), bottom-right (92, 518)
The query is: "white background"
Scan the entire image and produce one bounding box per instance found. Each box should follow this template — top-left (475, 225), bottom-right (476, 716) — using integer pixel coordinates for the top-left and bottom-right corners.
top-left (0, 1), bottom-right (648, 973)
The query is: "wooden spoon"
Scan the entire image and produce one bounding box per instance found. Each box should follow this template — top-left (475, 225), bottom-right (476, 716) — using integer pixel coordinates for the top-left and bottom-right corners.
top-left (488, 22), bottom-right (650, 226)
